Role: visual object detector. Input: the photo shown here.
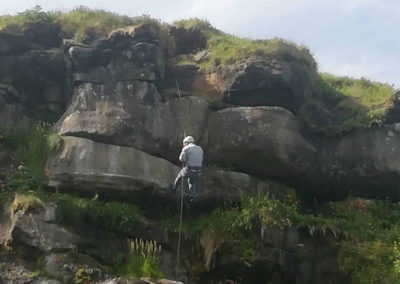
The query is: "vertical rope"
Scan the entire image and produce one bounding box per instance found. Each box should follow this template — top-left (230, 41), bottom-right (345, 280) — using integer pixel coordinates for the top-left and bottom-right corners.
top-left (175, 74), bottom-right (185, 275)
top-left (174, 74), bottom-right (187, 138)
top-left (175, 178), bottom-right (184, 274)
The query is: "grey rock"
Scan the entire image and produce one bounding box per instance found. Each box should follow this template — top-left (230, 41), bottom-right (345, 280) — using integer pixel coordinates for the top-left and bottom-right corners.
top-left (46, 136), bottom-right (180, 199)
top-left (14, 212), bottom-right (81, 251)
top-left (54, 80), bottom-right (209, 162)
top-left (319, 123), bottom-right (400, 197)
top-left (218, 57), bottom-right (315, 112)
top-left (208, 106), bottom-right (317, 184)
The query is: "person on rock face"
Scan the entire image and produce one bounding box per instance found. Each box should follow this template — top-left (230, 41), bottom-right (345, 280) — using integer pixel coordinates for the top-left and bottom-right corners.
top-left (170, 136), bottom-right (203, 203)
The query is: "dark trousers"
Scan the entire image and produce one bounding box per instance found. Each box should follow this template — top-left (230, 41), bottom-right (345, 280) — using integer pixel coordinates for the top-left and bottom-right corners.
top-left (173, 167), bottom-right (201, 198)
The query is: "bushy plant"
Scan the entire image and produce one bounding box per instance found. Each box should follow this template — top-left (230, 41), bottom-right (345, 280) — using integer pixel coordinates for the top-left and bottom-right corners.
top-left (115, 238), bottom-right (163, 278)
top-left (304, 73), bottom-right (395, 136)
top-left (0, 6), bottom-right (56, 32)
top-left (54, 193), bottom-right (143, 235)
top-left (0, 122), bottom-right (54, 191)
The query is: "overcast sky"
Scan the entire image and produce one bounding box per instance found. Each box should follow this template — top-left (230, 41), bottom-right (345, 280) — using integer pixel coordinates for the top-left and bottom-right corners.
top-left (1, 0), bottom-right (399, 88)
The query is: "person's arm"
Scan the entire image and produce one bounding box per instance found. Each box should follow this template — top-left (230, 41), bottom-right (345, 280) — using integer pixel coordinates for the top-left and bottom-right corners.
top-left (179, 146), bottom-right (187, 164)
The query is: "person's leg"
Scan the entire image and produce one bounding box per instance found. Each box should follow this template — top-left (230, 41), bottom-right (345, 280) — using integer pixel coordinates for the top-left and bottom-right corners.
top-left (188, 173), bottom-right (199, 199)
top-left (172, 168), bottom-right (187, 192)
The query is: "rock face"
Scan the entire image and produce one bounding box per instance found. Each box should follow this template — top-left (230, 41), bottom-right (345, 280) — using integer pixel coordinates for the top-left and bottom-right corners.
top-left (208, 106), bottom-right (317, 184)
top-left (218, 57), bottom-right (315, 112)
top-left (54, 80), bottom-right (209, 162)
top-left (46, 136), bottom-right (180, 200)
top-left (68, 23), bottom-right (170, 84)
top-left (0, 84), bottom-right (27, 127)
top-left (197, 169), bottom-right (292, 205)
top-left (0, 36), bottom-right (66, 120)
top-left (319, 123), bottom-right (400, 196)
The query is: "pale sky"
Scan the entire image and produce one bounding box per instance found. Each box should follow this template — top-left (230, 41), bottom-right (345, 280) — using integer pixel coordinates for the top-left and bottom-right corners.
top-left (1, 0), bottom-right (399, 88)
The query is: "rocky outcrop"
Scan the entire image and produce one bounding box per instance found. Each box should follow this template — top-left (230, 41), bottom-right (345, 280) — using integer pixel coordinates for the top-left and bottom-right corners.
top-left (0, 84), bottom-right (27, 127)
top-left (319, 123), bottom-right (400, 196)
top-left (46, 136), bottom-right (180, 201)
top-left (0, 39), bottom-right (66, 119)
top-left (218, 57), bottom-right (315, 112)
top-left (208, 106), bottom-right (317, 184)
top-left (197, 169), bottom-right (292, 205)
top-left (68, 23), bottom-right (170, 84)
top-left (54, 80), bottom-right (209, 162)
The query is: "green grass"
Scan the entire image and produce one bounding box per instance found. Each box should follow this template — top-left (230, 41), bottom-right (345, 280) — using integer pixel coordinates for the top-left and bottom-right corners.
top-left (0, 122), bottom-right (53, 188)
top-left (300, 73), bottom-right (395, 136)
top-left (54, 193), bottom-right (143, 235)
top-left (56, 7), bottom-right (161, 43)
top-left (115, 239), bottom-right (163, 278)
top-left (0, 6), bottom-right (163, 43)
top-left (0, 5), bottom-right (56, 31)
top-left (173, 18), bottom-right (316, 71)
top-left (162, 195), bottom-right (400, 281)
top-left (320, 73), bottom-right (393, 108)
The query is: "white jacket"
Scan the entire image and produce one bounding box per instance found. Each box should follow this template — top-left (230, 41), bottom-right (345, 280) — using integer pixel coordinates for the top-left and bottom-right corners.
top-left (179, 143), bottom-right (203, 168)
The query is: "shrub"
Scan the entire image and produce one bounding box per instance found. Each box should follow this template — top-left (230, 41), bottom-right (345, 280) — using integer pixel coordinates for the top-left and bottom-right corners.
top-left (115, 238), bottom-right (163, 278)
top-left (0, 6), bottom-right (57, 35)
top-left (0, 122), bottom-right (53, 189)
top-left (301, 73), bottom-right (395, 136)
top-left (54, 193), bottom-right (143, 235)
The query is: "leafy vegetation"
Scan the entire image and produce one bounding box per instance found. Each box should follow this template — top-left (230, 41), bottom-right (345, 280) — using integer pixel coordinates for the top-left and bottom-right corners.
top-left (162, 195), bottom-right (400, 281)
top-left (56, 7), bottom-right (162, 43)
top-left (300, 73), bottom-right (395, 136)
top-left (0, 122), bottom-right (56, 195)
top-left (54, 193), bottom-right (143, 235)
top-left (0, 6), bottom-right (163, 43)
top-left (0, 5), bottom-right (56, 32)
top-left (173, 18), bottom-right (316, 71)
top-left (115, 238), bottom-right (163, 278)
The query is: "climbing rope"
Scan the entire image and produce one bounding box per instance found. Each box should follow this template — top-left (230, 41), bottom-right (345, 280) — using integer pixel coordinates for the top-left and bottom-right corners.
top-left (174, 74), bottom-right (187, 138)
top-left (174, 74), bottom-right (185, 275)
top-left (175, 178), bottom-right (184, 274)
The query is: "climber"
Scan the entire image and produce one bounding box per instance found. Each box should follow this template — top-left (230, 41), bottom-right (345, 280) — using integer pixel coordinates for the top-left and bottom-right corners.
top-left (170, 136), bottom-right (203, 203)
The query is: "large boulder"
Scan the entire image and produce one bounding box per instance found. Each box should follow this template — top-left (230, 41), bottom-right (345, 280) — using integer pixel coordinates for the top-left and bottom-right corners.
top-left (0, 32), bottom-right (36, 54)
top-left (108, 22), bottom-right (175, 57)
top-left (68, 23), bottom-right (171, 84)
top-left (46, 136), bottom-right (180, 201)
top-left (0, 84), bottom-right (27, 128)
top-left (319, 123), bottom-right (400, 197)
top-left (0, 48), bottom-right (66, 120)
top-left (218, 57), bottom-right (315, 112)
top-left (168, 26), bottom-right (207, 55)
top-left (196, 169), bottom-right (293, 205)
top-left (54, 80), bottom-right (209, 162)
top-left (207, 106), bottom-right (317, 185)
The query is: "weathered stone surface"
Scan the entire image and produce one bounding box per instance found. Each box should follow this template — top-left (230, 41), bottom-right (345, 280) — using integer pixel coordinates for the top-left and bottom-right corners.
top-left (196, 169), bottom-right (292, 204)
top-left (14, 211), bottom-right (82, 252)
top-left (0, 32), bottom-right (35, 54)
top-left (0, 48), bottom-right (66, 118)
top-left (219, 57), bottom-right (315, 112)
top-left (0, 84), bottom-right (27, 128)
top-left (46, 136), bottom-right (180, 199)
top-left (54, 81), bottom-right (209, 162)
top-left (108, 23), bottom-right (175, 57)
top-left (69, 25), bottom-right (167, 84)
top-left (319, 123), bottom-right (400, 196)
top-left (208, 106), bottom-right (317, 184)
top-left (44, 253), bottom-right (103, 283)
top-left (168, 26), bottom-right (207, 55)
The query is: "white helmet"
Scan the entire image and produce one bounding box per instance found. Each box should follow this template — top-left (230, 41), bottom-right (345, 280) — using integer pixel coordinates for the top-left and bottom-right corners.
top-left (183, 136), bottom-right (195, 144)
